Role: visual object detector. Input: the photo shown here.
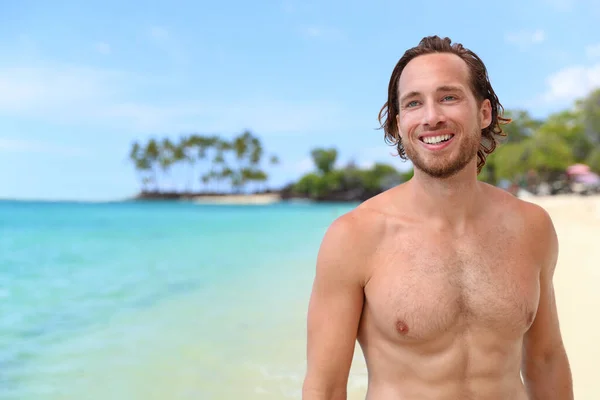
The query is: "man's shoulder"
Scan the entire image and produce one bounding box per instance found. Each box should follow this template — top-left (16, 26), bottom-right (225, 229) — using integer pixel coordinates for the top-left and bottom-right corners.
top-left (513, 197), bottom-right (558, 254)
top-left (509, 195), bottom-right (554, 230)
top-left (483, 183), bottom-right (558, 263)
top-left (314, 207), bottom-right (383, 285)
top-left (322, 203), bottom-right (386, 249)
top-left (318, 192), bottom-right (397, 263)
top-left (512, 197), bottom-right (559, 272)
top-left (483, 183), bottom-right (553, 226)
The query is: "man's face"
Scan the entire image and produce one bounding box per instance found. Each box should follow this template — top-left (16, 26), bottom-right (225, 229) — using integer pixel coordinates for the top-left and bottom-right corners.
top-left (395, 53), bottom-right (491, 179)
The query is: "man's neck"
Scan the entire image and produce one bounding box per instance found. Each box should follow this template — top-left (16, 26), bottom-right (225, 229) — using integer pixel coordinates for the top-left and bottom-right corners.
top-left (407, 163), bottom-right (483, 230)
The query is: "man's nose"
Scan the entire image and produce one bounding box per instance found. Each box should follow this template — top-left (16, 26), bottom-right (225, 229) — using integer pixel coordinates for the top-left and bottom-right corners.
top-left (422, 102), bottom-right (446, 128)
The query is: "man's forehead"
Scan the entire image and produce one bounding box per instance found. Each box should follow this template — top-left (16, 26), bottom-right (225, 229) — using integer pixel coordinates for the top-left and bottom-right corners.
top-left (398, 53), bottom-right (470, 92)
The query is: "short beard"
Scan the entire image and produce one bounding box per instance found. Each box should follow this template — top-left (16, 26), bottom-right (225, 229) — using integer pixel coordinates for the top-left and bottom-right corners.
top-left (404, 131), bottom-right (480, 179)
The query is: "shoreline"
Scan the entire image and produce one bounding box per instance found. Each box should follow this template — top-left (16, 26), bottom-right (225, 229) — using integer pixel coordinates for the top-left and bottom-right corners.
top-left (191, 193), bottom-right (283, 205)
top-left (3, 192), bottom-right (599, 207)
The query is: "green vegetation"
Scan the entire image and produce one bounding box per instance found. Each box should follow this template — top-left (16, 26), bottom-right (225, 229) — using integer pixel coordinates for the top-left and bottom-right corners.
top-left (285, 148), bottom-right (412, 201)
top-left (128, 130), bottom-right (280, 196)
top-left (480, 88), bottom-right (600, 185)
top-left (128, 88), bottom-right (600, 201)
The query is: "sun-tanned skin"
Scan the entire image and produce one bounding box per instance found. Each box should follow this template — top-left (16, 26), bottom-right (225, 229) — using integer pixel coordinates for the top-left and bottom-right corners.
top-left (302, 40), bottom-right (573, 399)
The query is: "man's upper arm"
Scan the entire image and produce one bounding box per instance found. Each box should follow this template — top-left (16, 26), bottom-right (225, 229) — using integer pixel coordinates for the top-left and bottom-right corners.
top-left (522, 204), bottom-right (565, 365)
top-left (303, 212), bottom-right (369, 397)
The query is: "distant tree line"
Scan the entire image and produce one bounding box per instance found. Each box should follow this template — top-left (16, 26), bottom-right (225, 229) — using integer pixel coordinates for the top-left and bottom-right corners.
top-left (128, 130), bottom-right (279, 195)
top-left (282, 148), bottom-right (412, 201)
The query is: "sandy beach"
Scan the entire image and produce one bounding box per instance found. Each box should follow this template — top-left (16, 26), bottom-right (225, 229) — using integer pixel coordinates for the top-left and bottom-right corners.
top-left (521, 194), bottom-right (600, 399)
top-left (191, 193), bottom-right (282, 205)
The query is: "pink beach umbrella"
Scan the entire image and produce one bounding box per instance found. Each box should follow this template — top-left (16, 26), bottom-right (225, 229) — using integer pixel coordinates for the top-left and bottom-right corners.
top-left (566, 163), bottom-right (591, 175)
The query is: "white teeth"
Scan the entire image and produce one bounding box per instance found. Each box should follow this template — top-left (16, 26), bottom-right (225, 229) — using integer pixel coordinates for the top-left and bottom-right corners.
top-left (423, 134), bottom-right (452, 144)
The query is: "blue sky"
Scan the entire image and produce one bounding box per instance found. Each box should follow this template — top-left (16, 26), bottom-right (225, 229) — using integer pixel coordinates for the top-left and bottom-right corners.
top-left (1, 0), bottom-right (599, 201)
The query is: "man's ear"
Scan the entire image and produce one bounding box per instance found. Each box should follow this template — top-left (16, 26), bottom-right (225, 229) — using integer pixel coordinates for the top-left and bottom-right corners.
top-left (480, 99), bottom-right (492, 129)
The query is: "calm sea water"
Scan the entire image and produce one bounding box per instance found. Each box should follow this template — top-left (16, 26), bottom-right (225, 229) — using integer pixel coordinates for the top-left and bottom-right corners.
top-left (0, 199), bottom-right (365, 400)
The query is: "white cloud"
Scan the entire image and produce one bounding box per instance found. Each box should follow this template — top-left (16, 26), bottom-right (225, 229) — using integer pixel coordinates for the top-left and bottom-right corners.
top-left (541, 63), bottom-right (600, 104)
top-left (0, 64), bottom-right (345, 135)
top-left (0, 65), bottom-right (124, 114)
top-left (96, 97), bottom-right (345, 134)
top-left (0, 64), bottom-right (177, 129)
top-left (96, 42), bottom-right (111, 55)
top-left (586, 43), bottom-right (600, 59)
top-left (0, 138), bottom-right (88, 156)
top-left (505, 29), bottom-right (546, 50)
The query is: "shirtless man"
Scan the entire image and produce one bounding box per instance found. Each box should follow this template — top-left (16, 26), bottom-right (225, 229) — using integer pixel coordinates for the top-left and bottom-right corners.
top-left (302, 36), bottom-right (573, 399)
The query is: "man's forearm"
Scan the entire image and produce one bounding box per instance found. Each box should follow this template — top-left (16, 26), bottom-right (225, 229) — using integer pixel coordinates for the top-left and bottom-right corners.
top-left (523, 348), bottom-right (574, 400)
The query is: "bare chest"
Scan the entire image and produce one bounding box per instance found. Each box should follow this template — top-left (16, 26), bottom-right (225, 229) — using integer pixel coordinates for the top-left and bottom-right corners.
top-left (364, 238), bottom-right (540, 342)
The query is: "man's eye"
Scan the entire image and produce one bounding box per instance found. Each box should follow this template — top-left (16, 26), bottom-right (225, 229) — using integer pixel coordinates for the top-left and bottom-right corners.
top-left (406, 101), bottom-right (419, 107)
top-left (442, 95), bottom-right (456, 101)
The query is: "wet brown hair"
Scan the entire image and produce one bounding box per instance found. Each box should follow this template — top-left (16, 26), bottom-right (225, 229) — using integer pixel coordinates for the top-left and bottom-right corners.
top-left (378, 35), bottom-right (511, 173)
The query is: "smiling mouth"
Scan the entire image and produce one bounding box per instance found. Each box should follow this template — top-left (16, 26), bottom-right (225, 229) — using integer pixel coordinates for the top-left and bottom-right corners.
top-left (419, 134), bottom-right (454, 144)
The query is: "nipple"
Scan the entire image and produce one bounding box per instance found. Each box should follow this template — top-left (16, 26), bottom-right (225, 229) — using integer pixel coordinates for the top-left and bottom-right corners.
top-left (395, 320), bottom-right (409, 335)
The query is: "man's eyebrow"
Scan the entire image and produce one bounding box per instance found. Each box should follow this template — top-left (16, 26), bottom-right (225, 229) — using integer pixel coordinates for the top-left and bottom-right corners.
top-left (437, 85), bottom-right (465, 93)
top-left (399, 91), bottom-right (420, 104)
top-left (398, 85), bottom-right (466, 104)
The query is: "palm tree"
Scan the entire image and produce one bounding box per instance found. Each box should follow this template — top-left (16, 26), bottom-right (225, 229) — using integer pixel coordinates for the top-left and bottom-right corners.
top-left (128, 131), bottom-right (281, 197)
top-left (247, 133), bottom-right (262, 166)
top-left (144, 139), bottom-right (160, 191)
top-left (158, 138), bottom-right (175, 191)
top-left (181, 136), bottom-right (197, 193)
top-left (129, 141), bottom-right (142, 188)
top-left (128, 140), bottom-right (155, 193)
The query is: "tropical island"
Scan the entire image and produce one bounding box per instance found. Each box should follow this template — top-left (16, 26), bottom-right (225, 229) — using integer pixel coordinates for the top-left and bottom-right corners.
top-left (127, 89), bottom-right (600, 203)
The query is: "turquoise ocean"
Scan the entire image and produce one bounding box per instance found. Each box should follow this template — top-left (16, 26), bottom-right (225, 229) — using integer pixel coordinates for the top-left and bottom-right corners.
top-left (0, 199), bottom-right (367, 400)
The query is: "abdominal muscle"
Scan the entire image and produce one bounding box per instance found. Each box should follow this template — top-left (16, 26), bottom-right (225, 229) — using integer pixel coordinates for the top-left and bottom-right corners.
top-left (357, 319), bottom-right (529, 400)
